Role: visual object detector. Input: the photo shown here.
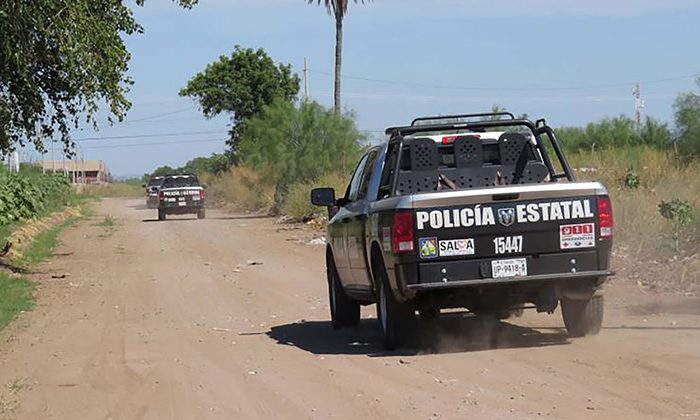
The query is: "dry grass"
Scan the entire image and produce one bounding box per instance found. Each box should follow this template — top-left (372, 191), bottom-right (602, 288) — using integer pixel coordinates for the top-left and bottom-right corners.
top-left (80, 183), bottom-right (143, 198)
top-left (281, 172), bottom-right (351, 221)
top-left (569, 148), bottom-right (700, 293)
top-left (202, 167), bottom-right (275, 214)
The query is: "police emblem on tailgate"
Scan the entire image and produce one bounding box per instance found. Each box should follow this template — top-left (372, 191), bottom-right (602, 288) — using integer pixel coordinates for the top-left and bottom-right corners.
top-left (419, 237), bottom-right (438, 259)
top-left (498, 208), bottom-right (516, 227)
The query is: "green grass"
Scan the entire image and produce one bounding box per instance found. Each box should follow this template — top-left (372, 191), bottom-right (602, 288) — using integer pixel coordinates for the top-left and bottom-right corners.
top-left (0, 273), bottom-right (36, 332)
top-left (14, 218), bottom-right (78, 268)
top-left (0, 215), bottom-right (80, 334)
top-left (0, 224), bottom-right (14, 247)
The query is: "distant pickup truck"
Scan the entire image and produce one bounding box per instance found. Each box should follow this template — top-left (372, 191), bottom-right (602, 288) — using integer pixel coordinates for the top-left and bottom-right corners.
top-left (312, 112), bottom-right (614, 349)
top-left (157, 174), bottom-right (206, 221)
top-left (145, 176), bottom-right (164, 209)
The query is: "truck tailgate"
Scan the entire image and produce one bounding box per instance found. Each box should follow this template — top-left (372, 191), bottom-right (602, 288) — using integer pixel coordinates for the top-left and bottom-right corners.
top-left (160, 187), bottom-right (203, 208)
top-left (409, 183), bottom-right (609, 283)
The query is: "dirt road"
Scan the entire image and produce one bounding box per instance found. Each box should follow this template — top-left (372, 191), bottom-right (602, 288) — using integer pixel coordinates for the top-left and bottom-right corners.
top-left (1, 198), bottom-right (699, 419)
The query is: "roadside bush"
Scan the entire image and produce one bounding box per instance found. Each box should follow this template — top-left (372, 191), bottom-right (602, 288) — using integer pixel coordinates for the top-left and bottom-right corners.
top-left (281, 172), bottom-right (351, 220)
top-left (204, 167), bottom-right (275, 213)
top-left (0, 169), bottom-right (74, 225)
top-left (622, 166), bottom-right (641, 189)
top-left (659, 199), bottom-right (695, 254)
top-left (557, 115), bottom-right (671, 153)
top-left (238, 99), bottom-right (365, 205)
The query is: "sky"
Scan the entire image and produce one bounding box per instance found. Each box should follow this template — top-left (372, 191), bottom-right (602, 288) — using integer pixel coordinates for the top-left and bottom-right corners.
top-left (20, 0), bottom-right (700, 177)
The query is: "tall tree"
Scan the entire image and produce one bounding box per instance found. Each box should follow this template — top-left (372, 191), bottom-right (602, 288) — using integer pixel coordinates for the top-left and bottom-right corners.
top-left (0, 0), bottom-right (197, 155)
top-left (179, 46), bottom-right (300, 154)
top-left (308, 0), bottom-right (367, 113)
top-left (674, 77), bottom-right (700, 157)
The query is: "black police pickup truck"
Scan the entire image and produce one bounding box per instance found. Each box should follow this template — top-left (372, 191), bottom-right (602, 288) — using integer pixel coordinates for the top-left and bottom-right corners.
top-left (145, 176), bottom-right (164, 209)
top-left (157, 174), bottom-right (206, 221)
top-left (312, 112), bottom-right (614, 349)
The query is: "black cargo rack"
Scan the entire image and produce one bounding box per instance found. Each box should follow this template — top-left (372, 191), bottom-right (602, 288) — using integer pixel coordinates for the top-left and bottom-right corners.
top-left (385, 116), bottom-right (575, 184)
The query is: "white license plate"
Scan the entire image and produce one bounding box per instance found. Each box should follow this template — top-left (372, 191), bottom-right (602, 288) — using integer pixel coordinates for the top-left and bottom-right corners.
top-left (491, 258), bottom-right (527, 279)
top-left (178, 201), bottom-right (186, 206)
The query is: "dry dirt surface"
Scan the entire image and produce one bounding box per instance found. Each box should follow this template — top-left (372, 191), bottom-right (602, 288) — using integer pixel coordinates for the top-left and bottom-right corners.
top-left (1, 198), bottom-right (699, 419)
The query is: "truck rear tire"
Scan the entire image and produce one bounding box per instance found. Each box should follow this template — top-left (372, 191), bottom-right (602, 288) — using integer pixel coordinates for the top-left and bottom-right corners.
top-left (158, 209), bottom-right (165, 221)
top-left (561, 295), bottom-right (604, 337)
top-left (197, 209), bottom-right (206, 219)
top-left (376, 265), bottom-right (415, 350)
top-left (327, 255), bottom-right (360, 329)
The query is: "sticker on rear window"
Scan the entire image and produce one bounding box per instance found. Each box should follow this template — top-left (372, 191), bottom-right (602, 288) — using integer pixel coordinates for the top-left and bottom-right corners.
top-left (419, 237), bottom-right (437, 259)
top-left (560, 223), bottom-right (595, 249)
top-left (439, 238), bottom-right (475, 257)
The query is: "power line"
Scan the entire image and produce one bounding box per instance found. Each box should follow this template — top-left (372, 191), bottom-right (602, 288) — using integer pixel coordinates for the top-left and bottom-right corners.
top-left (309, 69), bottom-right (700, 92)
top-left (74, 130), bottom-right (227, 142)
top-left (120, 106), bottom-right (198, 124)
top-left (82, 138), bottom-right (224, 150)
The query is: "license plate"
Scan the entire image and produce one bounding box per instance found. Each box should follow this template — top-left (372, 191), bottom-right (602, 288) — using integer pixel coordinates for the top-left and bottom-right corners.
top-left (178, 201), bottom-right (186, 206)
top-left (491, 258), bottom-right (527, 279)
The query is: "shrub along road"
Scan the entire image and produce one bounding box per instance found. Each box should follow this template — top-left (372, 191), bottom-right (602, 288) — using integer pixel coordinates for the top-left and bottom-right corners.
top-left (0, 198), bottom-right (698, 419)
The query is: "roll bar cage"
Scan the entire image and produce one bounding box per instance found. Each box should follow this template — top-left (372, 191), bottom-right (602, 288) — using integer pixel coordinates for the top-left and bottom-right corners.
top-left (410, 112), bottom-right (515, 126)
top-left (385, 115), bottom-right (575, 186)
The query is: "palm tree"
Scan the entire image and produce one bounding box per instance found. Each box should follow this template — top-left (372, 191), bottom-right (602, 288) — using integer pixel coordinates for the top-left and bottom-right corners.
top-left (309, 0), bottom-right (366, 113)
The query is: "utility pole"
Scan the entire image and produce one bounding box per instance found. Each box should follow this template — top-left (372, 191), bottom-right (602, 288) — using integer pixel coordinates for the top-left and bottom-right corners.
top-left (633, 82), bottom-right (644, 132)
top-left (82, 151), bottom-right (86, 184)
top-left (304, 58), bottom-right (310, 102)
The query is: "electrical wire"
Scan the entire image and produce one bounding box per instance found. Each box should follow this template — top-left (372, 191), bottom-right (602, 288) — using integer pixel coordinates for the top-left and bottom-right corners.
top-left (74, 130), bottom-right (228, 142)
top-left (309, 69), bottom-right (700, 92)
top-left (81, 138), bottom-right (224, 150)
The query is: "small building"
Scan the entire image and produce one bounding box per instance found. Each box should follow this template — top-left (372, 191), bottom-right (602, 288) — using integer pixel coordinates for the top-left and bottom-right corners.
top-left (41, 160), bottom-right (111, 184)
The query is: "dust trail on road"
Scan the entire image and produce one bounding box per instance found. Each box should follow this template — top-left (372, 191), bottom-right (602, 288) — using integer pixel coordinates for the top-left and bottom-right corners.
top-left (0, 198), bottom-right (698, 419)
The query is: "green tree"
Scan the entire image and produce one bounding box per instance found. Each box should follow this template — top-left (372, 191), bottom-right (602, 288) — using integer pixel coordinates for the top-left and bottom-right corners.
top-left (556, 115), bottom-right (671, 153)
top-left (238, 99), bottom-right (364, 201)
top-left (640, 116), bottom-right (671, 149)
top-left (308, 0), bottom-right (368, 112)
top-left (182, 153), bottom-right (232, 175)
top-left (0, 0), bottom-right (197, 155)
top-left (673, 78), bottom-right (700, 158)
top-left (179, 46), bottom-right (300, 153)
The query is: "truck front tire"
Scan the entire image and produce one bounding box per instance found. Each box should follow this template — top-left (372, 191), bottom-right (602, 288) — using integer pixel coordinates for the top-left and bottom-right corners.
top-left (376, 265), bottom-right (415, 350)
top-left (561, 295), bottom-right (604, 337)
top-left (327, 256), bottom-right (360, 329)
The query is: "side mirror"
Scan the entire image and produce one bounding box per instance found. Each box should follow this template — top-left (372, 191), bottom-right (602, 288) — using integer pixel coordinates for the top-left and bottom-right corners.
top-left (311, 187), bottom-right (336, 207)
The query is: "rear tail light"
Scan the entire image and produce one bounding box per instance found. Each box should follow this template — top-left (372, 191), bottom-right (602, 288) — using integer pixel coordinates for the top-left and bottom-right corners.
top-left (200, 190), bottom-right (205, 199)
top-left (158, 191), bottom-right (164, 200)
top-left (597, 196), bottom-right (613, 239)
top-left (392, 211), bottom-right (415, 253)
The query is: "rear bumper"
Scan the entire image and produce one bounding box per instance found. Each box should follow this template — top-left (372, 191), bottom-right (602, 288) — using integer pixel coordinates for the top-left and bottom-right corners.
top-left (408, 270), bottom-right (614, 291)
top-left (159, 203), bottom-right (204, 214)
